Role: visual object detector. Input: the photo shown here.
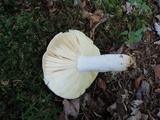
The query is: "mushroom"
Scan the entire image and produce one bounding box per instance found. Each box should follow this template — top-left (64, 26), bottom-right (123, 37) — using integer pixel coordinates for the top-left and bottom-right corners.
top-left (42, 30), bottom-right (133, 99)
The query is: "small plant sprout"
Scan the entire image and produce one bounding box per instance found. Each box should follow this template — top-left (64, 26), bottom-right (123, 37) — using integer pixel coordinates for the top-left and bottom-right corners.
top-left (42, 30), bottom-right (133, 99)
top-left (121, 28), bottom-right (143, 44)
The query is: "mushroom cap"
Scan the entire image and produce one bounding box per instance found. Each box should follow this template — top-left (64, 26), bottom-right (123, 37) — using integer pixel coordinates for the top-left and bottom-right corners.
top-left (42, 30), bottom-right (100, 99)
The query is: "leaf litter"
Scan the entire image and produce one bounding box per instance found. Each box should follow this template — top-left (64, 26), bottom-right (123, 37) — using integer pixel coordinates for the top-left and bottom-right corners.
top-left (46, 0), bottom-right (160, 119)
top-left (62, 99), bottom-right (80, 120)
top-left (121, 1), bottom-right (138, 15)
top-left (77, 0), bottom-right (107, 40)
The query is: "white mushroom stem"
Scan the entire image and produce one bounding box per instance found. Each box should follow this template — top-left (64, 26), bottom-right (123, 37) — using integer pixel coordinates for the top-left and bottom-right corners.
top-left (77, 54), bottom-right (132, 72)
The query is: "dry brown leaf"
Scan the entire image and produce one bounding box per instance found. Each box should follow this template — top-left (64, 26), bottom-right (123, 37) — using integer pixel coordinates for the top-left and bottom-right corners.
top-left (77, 0), bottom-right (106, 40)
top-left (153, 65), bottom-right (160, 79)
top-left (47, 0), bottom-right (53, 7)
top-left (78, 0), bottom-right (86, 9)
top-left (116, 97), bottom-right (127, 119)
top-left (116, 44), bottom-right (125, 54)
top-left (135, 76), bottom-right (143, 89)
top-left (147, 110), bottom-right (156, 120)
top-left (90, 98), bottom-right (105, 114)
top-left (80, 93), bottom-right (91, 107)
top-left (62, 99), bottom-right (80, 120)
top-left (81, 94), bottom-right (105, 114)
top-left (154, 88), bottom-right (160, 93)
top-left (90, 10), bottom-right (107, 40)
top-left (107, 91), bottom-right (130, 119)
top-left (12, 80), bottom-right (22, 86)
top-left (1, 80), bottom-right (9, 86)
top-left (46, 0), bottom-right (57, 14)
top-left (136, 80), bottom-right (150, 101)
top-left (97, 78), bottom-right (106, 90)
top-left (59, 111), bottom-right (65, 120)
top-left (49, 7), bottom-right (56, 13)
top-left (82, 10), bottom-right (92, 18)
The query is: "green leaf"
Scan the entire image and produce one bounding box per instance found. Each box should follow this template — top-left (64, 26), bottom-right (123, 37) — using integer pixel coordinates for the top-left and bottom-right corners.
top-left (134, 28), bottom-right (143, 36)
top-left (126, 37), bottom-right (134, 44)
top-left (128, 0), bottom-right (136, 3)
top-left (121, 31), bottom-right (129, 35)
top-left (136, 0), bottom-right (142, 3)
top-left (126, 35), bottom-right (140, 44)
top-left (141, 3), bottom-right (151, 11)
top-left (111, 75), bottom-right (117, 81)
top-left (137, 4), bottom-right (141, 9)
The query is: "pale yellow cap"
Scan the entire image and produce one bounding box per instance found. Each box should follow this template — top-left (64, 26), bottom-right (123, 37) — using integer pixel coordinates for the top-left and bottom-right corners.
top-left (42, 30), bottom-right (100, 99)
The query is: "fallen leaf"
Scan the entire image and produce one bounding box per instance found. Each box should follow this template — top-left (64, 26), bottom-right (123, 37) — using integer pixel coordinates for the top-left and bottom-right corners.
top-left (154, 88), bottom-right (160, 93)
top-left (131, 99), bottom-right (143, 108)
top-left (147, 110), bottom-right (156, 120)
top-left (77, 0), bottom-right (106, 40)
top-left (62, 99), bottom-right (80, 120)
top-left (107, 91), bottom-right (130, 119)
top-left (125, 41), bottom-right (142, 49)
top-left (89, 10), bottom-right (107, 40)
top-left (121, 89), bottom-right (129, 102)
top-left (116, 44), bottom-right (125, 54)
top-left (154, 39), bottom-right (160, 45)
top-left (81, 94), bottom-right (105, 114)
top-left (46, 0), bottom-right (57, 14)
top-left (82, 9), bottom-right (92, 18)
top-left (1, 80), bottom-right (9, 86)
top-left (155, 15), bottom-right (160, 21)
top-left (12, 80), bottom-right (22, 86)
top-left (127, 111), bottom-right (148, 120)
top-left (121, 1), bottom-right (137, 15)
top-left (47, 0), bottom-right (53, 7)
top-left (157, 109), bottom-right (160, 118)
top-left (59, 111), bottom-right (65, 120)
top-left (78, 0), bottom-right (86, 9)
top-left (126, 111), bottom-right (142, 120)
top-left (97, 78), bottom-right (106, 90)
top-left (135, 76), bottom-right (143, 89)
top-left (153, 64), bottom-right (160, 79)
top-left (77, 0), bottom-right (91, 18)
top-left (154, 23), bottom-right (160, 36)
top-left (141, 114), bottom-right (149, 120)
top-left (90, 98), bottom-right (105, 113)
top-left (115, 90), bottom-right (129, 119)
top-left (127, 100), bottom-right (145, 120)
top-left (80, 93), bottom-right (91, 107)
top-left (136, 80), bottom-right (150, 101)
top-left (49, 7), bottom-right (56, 13)
top-left (158, 0), bottom-right (160, 8)
top-left (107, 102), bottom-right (117, 115)
top-left (116, 97), bottom-right (127, 119)
top-left (143, 26), bottom-right (152, 32)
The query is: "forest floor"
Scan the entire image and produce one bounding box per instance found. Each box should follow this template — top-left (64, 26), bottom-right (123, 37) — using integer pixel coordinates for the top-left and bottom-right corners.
top-left (1, 0), bottom-right (160, 120)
